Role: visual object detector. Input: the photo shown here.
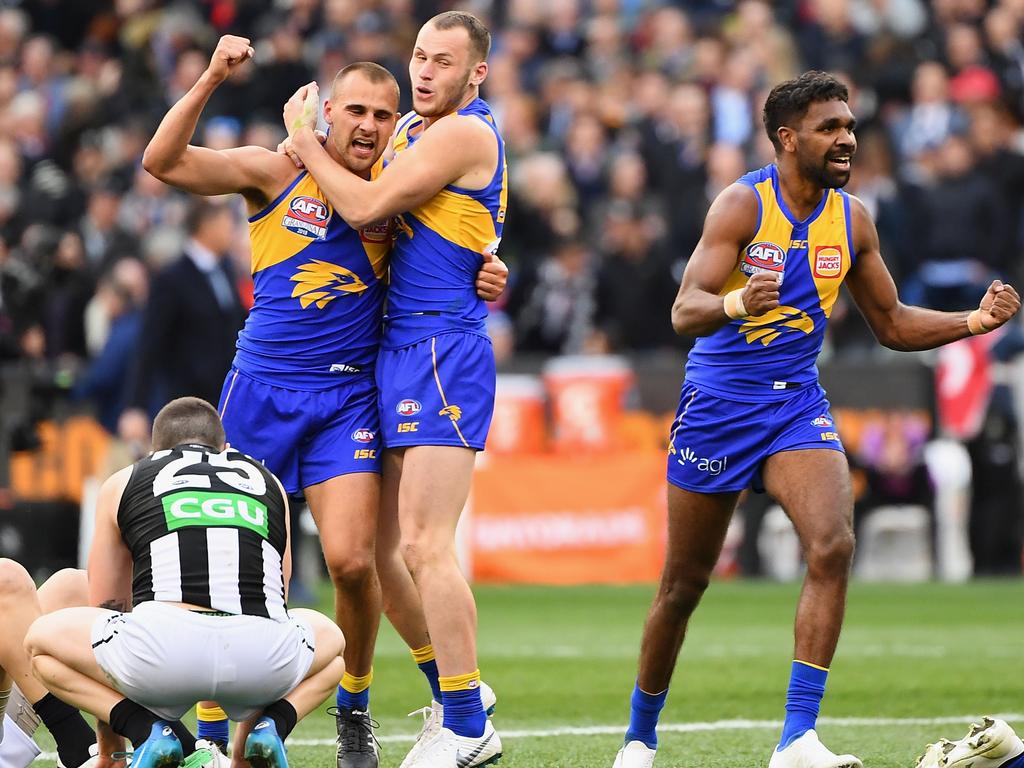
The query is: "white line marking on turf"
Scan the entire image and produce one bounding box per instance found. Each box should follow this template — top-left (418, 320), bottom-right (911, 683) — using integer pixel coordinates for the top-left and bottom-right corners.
top-left (33, 712), bottom-right (1024, 758)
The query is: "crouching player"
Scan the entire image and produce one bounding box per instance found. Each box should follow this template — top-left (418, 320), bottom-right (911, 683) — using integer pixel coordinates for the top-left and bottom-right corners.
top-left (25, 397), bottom-right (345, 768)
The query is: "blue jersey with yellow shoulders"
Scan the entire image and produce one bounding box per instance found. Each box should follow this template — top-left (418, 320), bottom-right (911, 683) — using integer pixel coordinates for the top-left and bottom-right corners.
top-left (685, 164), bottom-right (856, 400)
top-left (234, 169), bottom-right (390, 390)
top-left (382, 97), bottom-right (507, 349)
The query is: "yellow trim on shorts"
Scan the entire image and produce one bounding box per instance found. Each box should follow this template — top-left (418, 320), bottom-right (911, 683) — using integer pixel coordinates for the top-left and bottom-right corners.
top-left (430, 337), bottom-right (470, 448)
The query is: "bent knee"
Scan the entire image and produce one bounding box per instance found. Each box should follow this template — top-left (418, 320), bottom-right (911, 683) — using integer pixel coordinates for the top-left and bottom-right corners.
top-left (399, 537), bottom-right (452, 576)
top-left (325, 554), bottom-right (375, 590)
top-left (657, 571), bottom-right (711, 616)
top-left (0, 559), bottom-right (35, 600)
top-left (23, 614), bottom-right (55, 658)
top-left (38, 569), bottom-right (87, 613)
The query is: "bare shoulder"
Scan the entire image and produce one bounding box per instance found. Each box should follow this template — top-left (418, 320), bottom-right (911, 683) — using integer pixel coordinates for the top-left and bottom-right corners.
top-left (843, 192), bottom-right (878, 253)
top-left (704, 182), bottom-right (759, 242)
top-left (425, 113), bottom-right (496, 154)
top-left (97, 464), bottom-right (135, 518)
top-left (226, 145), bottom-right (301, 183)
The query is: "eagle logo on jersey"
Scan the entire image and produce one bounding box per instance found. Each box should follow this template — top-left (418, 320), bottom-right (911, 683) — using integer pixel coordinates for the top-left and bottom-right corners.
top-left (739, 305), bottom-right (814, 346)
top-left (289, 260), bottom-right (368, 309)
top-left (439, 404), bottom-right (463, 422)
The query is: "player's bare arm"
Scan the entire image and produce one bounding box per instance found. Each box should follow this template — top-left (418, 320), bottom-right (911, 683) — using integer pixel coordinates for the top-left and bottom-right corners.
top-left (142, 35), bottom-right (294, 209)
top-left (288, 99), bottom-right (497, 229)
top-left (87, 467), bottom-right (134, 612)
top-left (845, 195), bottom-right (1021, 350)
top-left (671, 183), bottom-right (778, 336)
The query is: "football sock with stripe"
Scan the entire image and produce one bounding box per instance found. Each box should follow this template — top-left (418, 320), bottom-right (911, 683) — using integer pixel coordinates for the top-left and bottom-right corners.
top-left (779, 660), bottom-right (829, 749)
top-left (410, 644), bottom-right (442, 703)
top-left (108, 699), bottom-right (161, 749)
top-left (33, 692), bottom-right (96, 768)
top-left (440, 670), bottom-right (486, 738)
top-left (336, 670), bottom-right (372, 712)
top-left (625, 683), bottom-right (667, 749)
top-left (196, 703), bottom-right (229, 750)
top-left (1002, 755), bottom-right (1024, 768)
top-left (261, 700), bottom-right (297, 741)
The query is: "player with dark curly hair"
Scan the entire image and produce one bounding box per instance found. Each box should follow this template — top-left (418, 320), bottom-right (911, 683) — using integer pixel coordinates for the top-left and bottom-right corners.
top-left (612, 70), bottom-right (1021, 768)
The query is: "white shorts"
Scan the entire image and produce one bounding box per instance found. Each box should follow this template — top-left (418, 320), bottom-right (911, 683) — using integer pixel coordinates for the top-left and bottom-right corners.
top-left (91, 602), bottom-right (315, 722)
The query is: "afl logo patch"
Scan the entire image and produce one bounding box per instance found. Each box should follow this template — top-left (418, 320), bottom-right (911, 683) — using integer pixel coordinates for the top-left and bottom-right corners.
top-left (282, 196), bottom-right (329, 239)
top-left (813, 246), bottom-right (843, 278)
top-left (396, 399), bottom-right (422, 417)
top-left (351, 429), bottom-right (375, 443)
top-left (743, 242), bottom-right (786, 271)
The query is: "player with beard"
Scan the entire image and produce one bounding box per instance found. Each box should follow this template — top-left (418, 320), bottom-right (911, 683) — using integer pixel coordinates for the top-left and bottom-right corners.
top-left (143, 36), bottom-right (506, 768)
top-left (611, 71), bottom-right (1020, 768)
top-left (284, 11), bottom-right (505, 768)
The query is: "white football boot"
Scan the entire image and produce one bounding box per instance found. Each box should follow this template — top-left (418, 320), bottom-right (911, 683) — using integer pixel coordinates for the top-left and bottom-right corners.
top-left (611, 740), bottom-right (656, 768)
top-left (400, 682), bottom-right (497, 768)
top-left (193, 739), bottom-right (231, 768)
top-left (405, 720), bottom-right (502, 768)
top-left (768, 730), bottom-right (862, 768)
top-left (915, 718), bottom-right (1024, 768)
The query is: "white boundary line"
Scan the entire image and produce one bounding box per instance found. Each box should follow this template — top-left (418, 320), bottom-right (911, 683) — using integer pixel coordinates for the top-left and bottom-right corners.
top-left (36, 712), bottom-right (1023, 758)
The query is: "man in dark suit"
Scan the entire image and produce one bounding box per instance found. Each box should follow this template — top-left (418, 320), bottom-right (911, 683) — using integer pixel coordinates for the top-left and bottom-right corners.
top-left (119, 199), bottom-right (246, 446)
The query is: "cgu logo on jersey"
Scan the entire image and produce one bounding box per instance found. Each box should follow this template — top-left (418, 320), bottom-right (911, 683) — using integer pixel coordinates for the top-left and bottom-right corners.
top-left (397, 399), bottom-right (422, 417)
top-left (282, 196), bottom-right (329, 240)
top-left (351, 429), bottom-right (375, 443)
top-left (162, 491), bottom-right (269, 539)
top-left (741, 241), bottom-right (787, 283)
top-left (813, 246), bottom-right (843, 278)
top-left (290, 259), bottom-right (368, 309)
top-left (738, 305), bottom-right (814, 346)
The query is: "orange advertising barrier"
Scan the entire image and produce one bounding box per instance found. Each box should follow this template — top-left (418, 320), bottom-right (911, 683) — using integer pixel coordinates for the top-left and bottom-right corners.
top-left (469, 451), bottom-right (667, 584)
top-left (9, 417), bottom-right (111, 503)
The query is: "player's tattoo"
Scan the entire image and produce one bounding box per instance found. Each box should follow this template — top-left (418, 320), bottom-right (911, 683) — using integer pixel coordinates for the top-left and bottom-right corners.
top-left (98, 598), bottom-right (128, 612)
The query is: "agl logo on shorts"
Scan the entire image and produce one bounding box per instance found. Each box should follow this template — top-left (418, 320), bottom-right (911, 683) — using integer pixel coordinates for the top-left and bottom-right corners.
top-left (678, 446), bottom-right (729, 476)
top-left (162, 491), bottom-right (269, 539)
top-left (397, 399), bottom-right (422, 416)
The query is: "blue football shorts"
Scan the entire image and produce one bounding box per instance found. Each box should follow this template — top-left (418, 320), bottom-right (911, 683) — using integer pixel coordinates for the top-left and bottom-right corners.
top-left (376, 332), bottom-right (496, 450)
top-left (218, 367), bottom-right (382, 494)
top-left (666, 380), bottom-right (844, 494)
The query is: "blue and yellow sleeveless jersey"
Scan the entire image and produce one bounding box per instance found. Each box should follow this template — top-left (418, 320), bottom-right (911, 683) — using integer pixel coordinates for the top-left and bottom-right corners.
top-left (382, 97), bottom-right (507, 349)
top-left (685, 164), bottom-right (856, 401)
top-left (234, 170), bottom-right (390, 390)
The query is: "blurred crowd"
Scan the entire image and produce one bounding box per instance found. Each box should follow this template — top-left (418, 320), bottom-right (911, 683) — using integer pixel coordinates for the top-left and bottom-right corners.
top-left (2, 0), bottom-right (1024, 428)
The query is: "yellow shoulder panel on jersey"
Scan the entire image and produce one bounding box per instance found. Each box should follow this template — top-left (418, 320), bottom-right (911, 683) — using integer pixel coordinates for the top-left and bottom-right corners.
top-left (249, 175), bottom-right (333, 274)
top-left (806, 190), bottom-right (851, 318)
top-left (409, 189), bottom-right (498, 253)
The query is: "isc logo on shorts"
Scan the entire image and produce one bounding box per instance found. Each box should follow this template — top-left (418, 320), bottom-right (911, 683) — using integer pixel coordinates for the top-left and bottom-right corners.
top-left (351, 429), bottom-right (375, 443)
top-left (396, 399), bottom-right (422, 417)
top-left (814, 246), bottom-right (843, 278)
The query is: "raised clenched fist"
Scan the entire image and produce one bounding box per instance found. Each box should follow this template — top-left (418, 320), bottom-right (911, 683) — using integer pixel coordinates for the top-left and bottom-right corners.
top-left (207, 35), bottom-right (254, 84)
top-left (977, 279), bottom-right (1021, 331)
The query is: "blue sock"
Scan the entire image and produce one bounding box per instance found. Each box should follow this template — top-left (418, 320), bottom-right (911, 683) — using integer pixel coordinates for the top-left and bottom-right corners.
top-left (624, 683), bottom-right (668, 749)
top-left (196, 705), bottom-right (229, 749)
top-left (418, 658), bottom-right (442, 702)
top-left (336, 683), bottom-right (370, 712)
top-left (1002, 756), bottom-right (1024, 768)
top-left (441, 688), bottom-right (486, 738)
top-left (779, 660), bottom-right (829, 749)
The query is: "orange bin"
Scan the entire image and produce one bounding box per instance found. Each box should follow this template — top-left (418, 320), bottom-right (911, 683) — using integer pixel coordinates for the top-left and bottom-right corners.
top-left (542, 355), bottom-right (635, 453)
top-left (486, 374), bottom-right (547, 454)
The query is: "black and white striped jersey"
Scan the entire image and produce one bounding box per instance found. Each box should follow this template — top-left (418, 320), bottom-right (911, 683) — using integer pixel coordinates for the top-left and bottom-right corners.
top-left (117, 443), bottom-right (289, 620)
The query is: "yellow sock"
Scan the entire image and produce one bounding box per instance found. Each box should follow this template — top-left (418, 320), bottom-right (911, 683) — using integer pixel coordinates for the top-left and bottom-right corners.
top-left (340, 670), bottom-right (373, 694)
top-left (410, 643), bottom-right (436, 665)
top-left (439, 669), bottom-right (481, 692)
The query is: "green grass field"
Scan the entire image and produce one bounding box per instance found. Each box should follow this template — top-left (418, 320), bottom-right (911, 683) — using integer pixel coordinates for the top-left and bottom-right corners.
top-left (34, 580), bottom-right (1024, 767)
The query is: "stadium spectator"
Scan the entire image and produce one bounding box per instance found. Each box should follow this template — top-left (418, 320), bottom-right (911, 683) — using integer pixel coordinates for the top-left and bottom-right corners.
top-left (121, 199), bottom-right (245, 441)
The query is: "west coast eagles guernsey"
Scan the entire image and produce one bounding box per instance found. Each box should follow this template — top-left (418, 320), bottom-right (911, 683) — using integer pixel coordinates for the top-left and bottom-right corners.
top-left (235, 169), bottom-right (390, 390)
top-left (382, 97), bottom-right (508, 349)
top-left (685, 164), bottom-right (856, 400)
